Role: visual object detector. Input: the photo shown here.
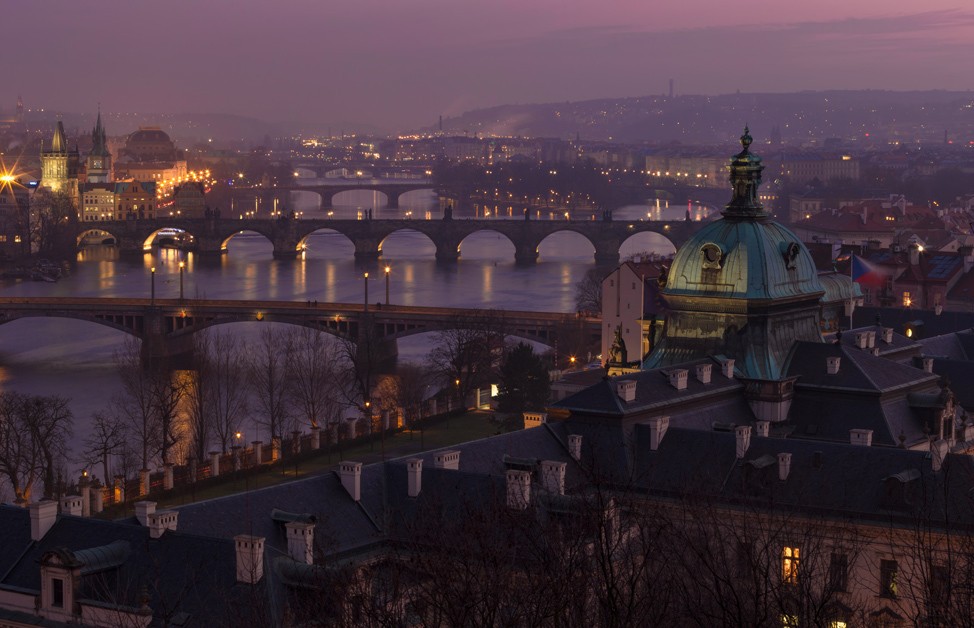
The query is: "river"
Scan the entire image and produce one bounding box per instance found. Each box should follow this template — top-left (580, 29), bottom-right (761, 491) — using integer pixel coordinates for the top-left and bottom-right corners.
top-left (0, 177), bottom-right (713, 489)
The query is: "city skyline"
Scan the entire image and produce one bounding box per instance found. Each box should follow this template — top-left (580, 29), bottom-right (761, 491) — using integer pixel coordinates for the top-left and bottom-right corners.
top-left (4, 1), bottom-right (974, 132)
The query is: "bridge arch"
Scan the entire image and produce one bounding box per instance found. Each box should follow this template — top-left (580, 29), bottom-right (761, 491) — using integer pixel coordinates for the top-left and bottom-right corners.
top-left (329, 187), bottom-right (391, 208)
top-left (536, 228), bottom-right (598, 259)
top-left (619, 230), bottom-right (678, 259)
top-left (141, 226), bottom-right (200, 252)
top-left (76, 227), bottom-right (120, 248)
top-left (296, 228), bottom-right (356, 256)
top-left (456, 229), bottom-right (517, 259)
top-left (220, 229), bottom-right (276, 252)
top-left (377, 228), bottom-right (437, 258)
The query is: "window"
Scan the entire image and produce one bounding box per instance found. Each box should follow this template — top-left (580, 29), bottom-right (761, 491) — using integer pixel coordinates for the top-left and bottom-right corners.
top-left (782, 546), bottom-right (800, 584)
top-left (830, 552), bottom-right (849, 592)
top-left (51, 577), bottom-right (64, 608)
top-left (929, 562), bottom-right (949, 606)
top-left (880, 559), bottom-right (898, 598)
top-left (902, 291), bottom-right (912, 307)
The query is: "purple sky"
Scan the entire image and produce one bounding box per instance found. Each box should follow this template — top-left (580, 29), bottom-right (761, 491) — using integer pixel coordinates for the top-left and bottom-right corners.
top-left (4, 1), bottom-right (973, 131)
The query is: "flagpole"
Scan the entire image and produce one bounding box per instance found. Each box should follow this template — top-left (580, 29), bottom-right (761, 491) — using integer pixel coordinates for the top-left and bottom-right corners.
top-left (849, 253), bottom-right (854, 331)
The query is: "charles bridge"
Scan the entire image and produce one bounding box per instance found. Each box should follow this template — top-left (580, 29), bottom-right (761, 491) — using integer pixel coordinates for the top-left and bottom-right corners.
top-left (75, 213), bottom-right (705, 265)
top-left (0, 296), bottom-right (600, 365)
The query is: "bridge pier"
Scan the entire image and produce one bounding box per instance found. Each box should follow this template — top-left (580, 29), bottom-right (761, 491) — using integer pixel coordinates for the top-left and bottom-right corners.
top-left (353, 239), bottom-right (381, 260)
top-left (386, 193), bottom-right (400, 209)
top-left (195, 235), bottom-right (227, 257)
top-left (514, 244), bottom-right (539, 265)
top-left (435, 242), bottom-right (460, 263)
top-left (594, 250), bottom-right (620, 266)
top-left (141, 314), bottom-right (196, 369)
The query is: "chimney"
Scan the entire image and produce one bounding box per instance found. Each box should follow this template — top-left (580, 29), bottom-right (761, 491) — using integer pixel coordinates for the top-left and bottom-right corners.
top-left (668, 369), bottom-right (688, 390)
top-left (755, 420), bottom-right (770, 438)
top-left (909, 241), bottom-right (920, 266)
top-left (867, 331), bottom-right (876, 348)
top-left (850, 428), bottom-right (873, 447)
top-left (922, 357), bottom-right (934, 373)
top-left (882, 327), bottom-right (894, 344)
top-left (735, 425), bottom-right (752, 459)
top-left (777, 453), bottom-right (792, 481)
top-left (30, 500), bottom-right (58, 541)
top-left (506, 469), bottom-right (531, 509)
top-left (854, 332), bottom-right (867, 349)
top-left (523, 412), bottom-right (547, 429)
top-left (649, 416), bottom-right (669, 450)
top-left (540, 461), bottom-right (566, 495)
top-left (695, 363), bottom-right (712, 384)
top-left (339, 461), bottom-right (362, 501)
top-left (61, 495), bottom-right (83, 517)
top-left (827, 356), bottom-right (841, 375)
top-left (616, 380), bottom-right (637, 402)
top-left (286, 521), bottom-right (314, 565)
top-left (568, 434), bottom-right (582, 461)
top-left (234, 535), bottom-right (265, 584)
top-left (134, 500), bottom-right (156, 527)
top-left (406, 458), bottom-right (423, 497)
top-left (931, 439), bottom-right (949, 472)
top-left (433, 450), bottom-right (460, 470)
top-left (147, 510), bottom-right (178, 539)
top-left (721, 359), bottom-right (735, 379)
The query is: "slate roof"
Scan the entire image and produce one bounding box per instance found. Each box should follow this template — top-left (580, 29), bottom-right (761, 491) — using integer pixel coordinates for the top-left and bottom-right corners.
top-left (850, 306), bottom-right (974, 340)
top-left (0, 513), bottom-right (253, 627)
top-left (785, 340), bottom-right (936, 393)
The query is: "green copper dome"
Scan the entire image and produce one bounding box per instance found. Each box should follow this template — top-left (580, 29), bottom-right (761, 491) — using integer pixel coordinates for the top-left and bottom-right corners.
top-left (643, 128), bottom-right (825, 380)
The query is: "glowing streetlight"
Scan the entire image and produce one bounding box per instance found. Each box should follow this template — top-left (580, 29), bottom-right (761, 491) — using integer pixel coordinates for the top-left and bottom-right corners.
top-left (150, 266), bottom-right (156, 305)
top-left (179, 261), bottom-right (185, 300)
top-left (363, 272), bottom-right (369, 312)
top-left (384, 265), bottom-right (391, 305)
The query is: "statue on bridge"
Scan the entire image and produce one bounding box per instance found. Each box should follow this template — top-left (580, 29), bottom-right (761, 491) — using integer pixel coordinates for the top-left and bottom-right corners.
top-left (443, 205), bottom-right (453, 220)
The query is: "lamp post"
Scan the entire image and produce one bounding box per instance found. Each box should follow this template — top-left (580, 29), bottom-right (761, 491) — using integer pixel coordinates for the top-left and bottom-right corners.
top-left (150, 267), bottom-right (156, 305)
top-left (179, 261), bottom-right (185, 300)
top-left (363, 272), bottom-right (369, 312)
top-left (384, 265), bottom-right (391, 305)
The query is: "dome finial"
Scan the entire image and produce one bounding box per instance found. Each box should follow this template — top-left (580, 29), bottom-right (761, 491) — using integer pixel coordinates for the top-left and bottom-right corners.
top-left (741, 125), bottom-right (752, 151)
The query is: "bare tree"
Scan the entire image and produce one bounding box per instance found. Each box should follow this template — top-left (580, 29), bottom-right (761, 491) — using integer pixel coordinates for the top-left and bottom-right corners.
top-left (287, 327), bottom-right (344, 430)
top-left (337, 316), bottom-right (386, 417)
top-left (205, 330), bottom-right (250, 453)
top-left (247, 326), bottom-right (296, 445)
top-left (426, 311), bottom-right (506, 409)
top-left (81, 411), bottom-right (127, 487)
top-left (0, 392), bottom-right (73, 502)
top-left (574, 265), bottom-right (606, 315)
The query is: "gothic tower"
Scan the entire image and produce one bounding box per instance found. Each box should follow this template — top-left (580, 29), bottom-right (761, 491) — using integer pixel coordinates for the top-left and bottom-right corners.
top-left (40, 120), bottom-right (80, 204)
top-left (85, 110), bottom-right (112, 183)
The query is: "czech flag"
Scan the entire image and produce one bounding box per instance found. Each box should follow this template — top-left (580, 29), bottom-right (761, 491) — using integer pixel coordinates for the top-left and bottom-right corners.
top-left (851, 254), bottom-right (888, 288)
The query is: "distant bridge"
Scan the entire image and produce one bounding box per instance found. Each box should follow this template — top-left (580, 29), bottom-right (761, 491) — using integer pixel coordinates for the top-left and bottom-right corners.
top-left (74, 215), bottom-right (705, 264)
top-left (231, 180), bottom-right (436, 209)
top-left (0, 297), bottom-right (599, 365)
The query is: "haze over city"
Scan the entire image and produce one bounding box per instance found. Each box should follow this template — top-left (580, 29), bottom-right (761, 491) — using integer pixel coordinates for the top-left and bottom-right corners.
top-left (6, 1), bottom-right (974, 131)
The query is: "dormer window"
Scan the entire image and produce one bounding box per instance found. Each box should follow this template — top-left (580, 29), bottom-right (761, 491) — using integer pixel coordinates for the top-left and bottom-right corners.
top-left (701, 243), bottom-right (722, 270)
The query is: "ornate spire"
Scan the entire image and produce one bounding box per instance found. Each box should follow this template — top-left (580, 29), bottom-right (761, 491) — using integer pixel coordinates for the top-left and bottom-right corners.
top-left (91, 108), bottom-right (109, 156)
top-left (49, 120), bottom-right (67, 154)
top-left (723, 125), bottom-right (765, 219)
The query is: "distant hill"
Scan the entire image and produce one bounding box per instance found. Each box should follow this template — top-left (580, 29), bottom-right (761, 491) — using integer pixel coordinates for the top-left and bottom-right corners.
top-left (425, 90), bottom-right (974, 145)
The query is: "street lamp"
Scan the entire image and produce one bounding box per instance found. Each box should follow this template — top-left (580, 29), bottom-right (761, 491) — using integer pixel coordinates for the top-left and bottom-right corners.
top-left (150, 267), bottom-right (156, 305)
top-left (384, 265), bottom-right (391, 305)
top-left (179, 261), bottom-right (185, 300)
top-left (363, 272), bottom-right (369, 312)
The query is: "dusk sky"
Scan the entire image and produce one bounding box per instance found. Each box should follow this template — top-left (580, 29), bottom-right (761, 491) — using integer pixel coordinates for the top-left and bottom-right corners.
top-left (5, 1), bottom-right (973, 132)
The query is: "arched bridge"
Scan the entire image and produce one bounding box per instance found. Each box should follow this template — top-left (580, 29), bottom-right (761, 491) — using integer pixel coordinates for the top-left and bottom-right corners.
top-left (75, 215), bottom-right (705, 264)
top-left (231, 181), bottom-right (436, 209)
top-left (0, 297), bottom-right (600, 365)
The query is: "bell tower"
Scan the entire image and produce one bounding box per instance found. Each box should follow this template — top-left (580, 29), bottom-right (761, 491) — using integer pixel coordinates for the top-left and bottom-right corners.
top-left (86, 110), bottom-right (112, 183)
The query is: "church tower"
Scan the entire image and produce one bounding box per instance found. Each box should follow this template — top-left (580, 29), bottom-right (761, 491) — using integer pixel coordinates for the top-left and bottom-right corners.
top-left (643, 128), bottom-right (825, 382)
top-left (40, 120), bottom-right (80, 204)
top-left (85, 110), bottom-right (112, 183)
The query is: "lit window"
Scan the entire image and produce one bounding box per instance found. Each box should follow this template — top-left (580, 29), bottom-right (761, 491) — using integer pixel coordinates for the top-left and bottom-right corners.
top-left (902, 292), bottom-right (912, 308)
top-left (880, 559), bottom-right (898, 598)
top-left (782, 546), bottom-right (800, 584)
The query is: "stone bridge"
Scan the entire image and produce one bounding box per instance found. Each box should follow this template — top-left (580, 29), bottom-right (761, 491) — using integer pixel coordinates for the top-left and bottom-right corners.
top-left (75, 215), bottom-right (704, 264)
top-left (231, 181), bottom-right (436, 209)
top-left (0, 297), bottom-right (599, 366)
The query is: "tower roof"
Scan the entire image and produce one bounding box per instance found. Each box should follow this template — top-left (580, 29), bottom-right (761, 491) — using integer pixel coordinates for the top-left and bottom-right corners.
top-left (48, 120), bottom-right (67, 154)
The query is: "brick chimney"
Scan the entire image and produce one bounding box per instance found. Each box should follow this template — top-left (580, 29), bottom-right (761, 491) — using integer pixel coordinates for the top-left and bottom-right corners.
top-left (30, 500), bottom-right (58, 541)
top-left (777, 453), bottom-right (792, 481)
top-left (649, 416), bottom-right (669, 451)
top-left (755, 420), bottom-right (770, 438)
top-left (568, 434), bottom-right (582, 460)
top-left (827, 356), bottom-right (841, 375)
top-left (60, 495), bottom-right (83, 517)
top-left (433, 450), bottom-right (460, 470)
top-left (850, 429), bottom-right (873, 447)
top-left (721, 359), bottom-right (735, 379)
top-left (735, 425), bottom-right (752, 459)
top-left (616, 380), bottom-right (637, 401)
top-left (406, 458), bottom-right (422, 497)
top-left (922, 357), bottom-right (934, 373)
top-left (854, 332), bottom-right (868, 349)
top-left (234, 535), bottom-right (265, 584)
top-left (695, 363), bottom-right (712, 384)
top-left (882, 327), bottom-right (894, 344)
top-left (134, 500), bottom-right (156, 527)
top-left (668, 369), bottom-right (688, 390)
top-left (286, 521), bottom-right (314, 565)
top-left (147, 510), bottom-right (178, 539)
top-left (339, 461), bottom-right (362, 502)
top-left (506, 469), bottom-right (531, 510)
top-left (540, 461), bottom-right (566, 495)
